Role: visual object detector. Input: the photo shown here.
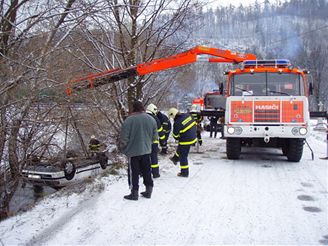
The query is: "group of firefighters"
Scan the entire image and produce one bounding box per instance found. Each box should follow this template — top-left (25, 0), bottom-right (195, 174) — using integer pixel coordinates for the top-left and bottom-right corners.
top-left (89, 102), bottom-right (224, 200)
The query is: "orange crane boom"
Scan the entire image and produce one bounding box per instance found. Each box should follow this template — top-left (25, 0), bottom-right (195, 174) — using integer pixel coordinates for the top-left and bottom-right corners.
top-left (66, 45), bottom-right (256, 95)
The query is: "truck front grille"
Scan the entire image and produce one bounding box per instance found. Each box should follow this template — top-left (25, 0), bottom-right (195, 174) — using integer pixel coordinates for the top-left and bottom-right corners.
top-left (254, 109), bottom-right (280, 122)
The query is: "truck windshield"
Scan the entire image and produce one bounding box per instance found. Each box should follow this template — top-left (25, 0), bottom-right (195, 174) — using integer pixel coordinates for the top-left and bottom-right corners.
top-left (204, 94), bottom-right (226, 109)
top-left (231, 72), bottom-right (304, 96)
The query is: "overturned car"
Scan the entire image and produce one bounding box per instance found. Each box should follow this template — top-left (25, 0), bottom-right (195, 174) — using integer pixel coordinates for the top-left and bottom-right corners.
top-left (22, 150), bottom-right (110, 189)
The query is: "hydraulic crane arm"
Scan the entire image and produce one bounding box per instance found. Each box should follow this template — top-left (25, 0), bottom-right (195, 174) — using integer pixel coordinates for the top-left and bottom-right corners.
top-left (66, 45), bottom-right (256, 95)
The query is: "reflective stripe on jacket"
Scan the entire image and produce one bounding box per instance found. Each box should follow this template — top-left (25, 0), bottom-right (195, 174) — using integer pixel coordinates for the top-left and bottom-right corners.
top-left (148, 113), bottom-right (165, 143)
top-left (172, 113), bottom-right (197, 145)
top-left (157, 111), bottom-right (172, 134)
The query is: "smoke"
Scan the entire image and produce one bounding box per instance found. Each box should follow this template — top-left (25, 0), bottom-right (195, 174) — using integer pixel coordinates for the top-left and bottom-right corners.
top-left (263, 17), bottom-right (304, 59)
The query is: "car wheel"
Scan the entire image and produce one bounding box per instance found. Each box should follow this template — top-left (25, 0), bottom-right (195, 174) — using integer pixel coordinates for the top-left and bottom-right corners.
top-left (97, 153), bottom-right (108, 170)
top-left (62, 161), bottom-right (76, 180)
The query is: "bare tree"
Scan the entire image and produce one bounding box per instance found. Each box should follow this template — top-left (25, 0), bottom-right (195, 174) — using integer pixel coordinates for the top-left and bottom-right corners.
top-left (66, 0), bottom-right (201, 117)
top-left (0, 0), bottom-right (202, 219)
top-left (0, 0), bottom-right (95, 219)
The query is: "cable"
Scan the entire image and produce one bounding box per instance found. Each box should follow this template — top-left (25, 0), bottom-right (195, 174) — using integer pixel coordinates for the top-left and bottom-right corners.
top-left (266, 24), bottom-right (328, 48)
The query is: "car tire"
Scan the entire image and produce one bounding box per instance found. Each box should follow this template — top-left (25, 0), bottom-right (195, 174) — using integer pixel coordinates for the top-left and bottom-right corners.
top-left (97, 153), bottom-right (108, 170)
top-left (62, 161), bottom-right (76, 180)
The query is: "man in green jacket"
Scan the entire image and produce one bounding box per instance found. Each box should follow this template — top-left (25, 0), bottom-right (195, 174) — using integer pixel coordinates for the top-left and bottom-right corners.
top-left (120, 101), bottom-right (158, 200)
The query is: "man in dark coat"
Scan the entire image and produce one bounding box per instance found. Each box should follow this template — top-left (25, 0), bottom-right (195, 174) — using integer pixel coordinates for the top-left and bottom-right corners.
top-left (209, 116), bottom-right (219, 138)
top-left (168, 107), bottom-right (197, 177)
top-left (120, 101), bottom-right (158, 200)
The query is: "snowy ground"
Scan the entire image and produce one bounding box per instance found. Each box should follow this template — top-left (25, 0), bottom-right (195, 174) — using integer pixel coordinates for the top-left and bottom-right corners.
top-left (0, 125), bottom-right (328, 245)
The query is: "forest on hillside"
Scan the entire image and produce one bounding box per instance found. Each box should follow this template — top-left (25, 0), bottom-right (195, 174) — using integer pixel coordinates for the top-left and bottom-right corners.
top-left (1, 0), bottom-right (327, 218)
top-left (182, 0), bottom-right (328, 109)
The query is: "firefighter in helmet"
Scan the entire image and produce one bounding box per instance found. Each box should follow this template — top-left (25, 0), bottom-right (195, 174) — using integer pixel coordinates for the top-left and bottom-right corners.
top-left (156, 110), bottom-right (172, 154)
top-left (168, 107), bottom-right (197, 177)
top-left (190, 104), bottom-right (203, 146)
top-left (146, 103), bottom-right (166, 178)
top-left (89, 135), bottom-right (101, 156)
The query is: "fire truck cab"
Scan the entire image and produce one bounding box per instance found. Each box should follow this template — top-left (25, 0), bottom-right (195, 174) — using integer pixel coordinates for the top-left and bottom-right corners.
top-left (224, 59), bottom-right (310, 162)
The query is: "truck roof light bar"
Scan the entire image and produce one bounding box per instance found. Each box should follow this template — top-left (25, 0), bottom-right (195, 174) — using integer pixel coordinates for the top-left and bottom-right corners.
top-left (243, 59), bottom-right (291, 68)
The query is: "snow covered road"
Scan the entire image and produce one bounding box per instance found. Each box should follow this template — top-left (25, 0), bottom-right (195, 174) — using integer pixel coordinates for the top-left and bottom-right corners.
top-left (0, 130), bottom-right (327, 245)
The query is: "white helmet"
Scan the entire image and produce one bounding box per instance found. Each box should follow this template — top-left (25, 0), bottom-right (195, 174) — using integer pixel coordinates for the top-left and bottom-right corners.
top-left (190, 104), bottom-right (198, 112)
top-left (146, 103), bottom-right (158, 115)
top-left (90, 135), bottom-right (96, 139)
top-left (168, 107), bottom-right (179, 119)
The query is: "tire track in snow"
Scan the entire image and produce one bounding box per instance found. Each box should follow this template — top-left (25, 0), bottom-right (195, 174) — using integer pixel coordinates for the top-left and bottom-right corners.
top-left (26, 192), bottom-right (102, 245)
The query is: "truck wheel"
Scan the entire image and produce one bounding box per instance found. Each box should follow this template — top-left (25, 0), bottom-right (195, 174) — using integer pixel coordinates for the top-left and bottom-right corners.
top-left (226, 138), bottom-right (241, 160)
top-left (286, 138), bottom-right (304, 162)
top-left (63, 161), bottom-right (76, 180)
top-left (281, 141), bottom-right (289, 156)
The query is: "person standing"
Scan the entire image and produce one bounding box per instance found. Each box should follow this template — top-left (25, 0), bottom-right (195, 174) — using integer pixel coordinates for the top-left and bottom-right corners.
top-left (190, 105), bottom-right (203, 146)
top-left (146, 103), bottom-right (165, 178)
top-left (89, 135), bottom-right (101, 157)
top-left (156, 110), bottom-right (172, 154)
top-left (209, 115), bottom-right (219, 138)
top-left (168, 107), bottom-right (197, 177)
top-left (120, 101), bottom-right (158, 200)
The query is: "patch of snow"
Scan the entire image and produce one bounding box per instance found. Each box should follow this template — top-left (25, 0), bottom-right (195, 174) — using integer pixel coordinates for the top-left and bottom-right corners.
top-left (0, 129), bottom-right (327, 245)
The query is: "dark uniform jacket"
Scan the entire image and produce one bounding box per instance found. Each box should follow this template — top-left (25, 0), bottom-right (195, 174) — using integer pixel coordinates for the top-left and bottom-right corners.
top-left (157, 111), bottom-right (171, 133)
top-left (190, 112), bottom-right (203, 131)
top-left (210, 116), bottom-right (219, 125)
top-left (172, 113), bottom-right (197, 145)
top-left (147, 113), bottom-right (165, 144)
top-left (89, 139), bottom-right (101, 152)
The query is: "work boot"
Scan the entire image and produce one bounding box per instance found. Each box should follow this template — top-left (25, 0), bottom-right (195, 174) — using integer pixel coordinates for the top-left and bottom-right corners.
top-left (141, 186), bottom-right (153, 198)
top-left (153, 173), bottom-right (160, 178)
top-left (169, 155), bottom-right (178, 165)
top-left (124, 190), bottom-right (138, 200)
top-left (177, 172), bottom-right (189, 178)
top-left (152, 168), bottom-right (160, 178)
top-left (151, 167), bottom-right (161, 179)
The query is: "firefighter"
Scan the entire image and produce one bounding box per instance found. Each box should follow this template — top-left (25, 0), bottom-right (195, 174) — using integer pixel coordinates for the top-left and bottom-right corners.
top-left (190, 104), bottom-right (203, 146)
top-left (146, 103), bottom-right (166, 178)
top-left (89, 135), bottom-right (101, 156)
top-left (168, 107), bottom-right (197, 177)
top-left (209, 116), bottom-right (219, 138)
top-left (156, 110), bottom-right (172, 154)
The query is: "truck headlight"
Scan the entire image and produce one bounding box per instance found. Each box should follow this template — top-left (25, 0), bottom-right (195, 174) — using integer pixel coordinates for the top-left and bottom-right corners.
top-left (299, 127), bottom-right (307, 135)
top-left (227, 127), bottom-right (235, 134)
top-left (292, 127), bottom-right (308, 135)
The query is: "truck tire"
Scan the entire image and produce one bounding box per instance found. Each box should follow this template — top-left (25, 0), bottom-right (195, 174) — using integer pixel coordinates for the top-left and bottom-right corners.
top-left (286, 138), bottom-right (304, 162)
top-left (281, 140), bottom-right (289, 156)
top-left (63, 161), bottom-right (76, 180)
top-left (226, 138), bottom-right (241, 160)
